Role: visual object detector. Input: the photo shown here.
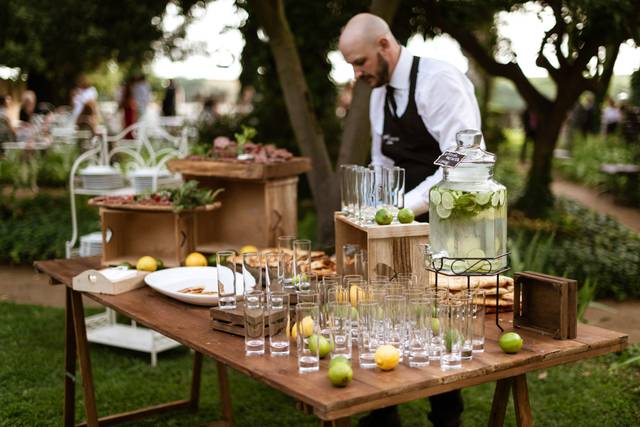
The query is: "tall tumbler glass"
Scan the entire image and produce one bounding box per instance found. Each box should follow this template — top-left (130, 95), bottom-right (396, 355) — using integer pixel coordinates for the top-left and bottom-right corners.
top-left (439, 299), bottom-right (464, 370)
top-left (328, 300), bottom-right (352, 360)
top-left (342, 244), bottom-right (361, 276)
top-left (216, 250), bottom-right (237, 310)
top-left (277, 235), bottom-right (296, 291)
top-left (358, 293), bottom-right (380, 368)
top-left (384, 294), bottom-right (407, 361)
top-left (263, 251), bottom-right (283, 293)
top-left (267, 291), bottom-right (289, 356)
top-left (471, 290), bottom-right (486, 353)
top-left (354, 249), bottom-right (368, 280)
top-left (455, 292), bottom-right (474, 361)
top-left (429, 289), bottom-right (449, 361)
top-left (361, 168), bottom-right (376, 224)
top-left (369, 164), bottom-right (389, 211)
top-left (293, 239), bottom-right (311, 289)
top-left (407, 297), bottom-right (431, 367)
top-left (340, 164), bottom-right (356, 216)
top-left (388, 167), bottom-right (405, 220)
top-left (296, 302), bottom-right (320, 373)
top-left (242, 252), bottom-right (262, 293)
top-left (243, 290), bottom-right (265, 355)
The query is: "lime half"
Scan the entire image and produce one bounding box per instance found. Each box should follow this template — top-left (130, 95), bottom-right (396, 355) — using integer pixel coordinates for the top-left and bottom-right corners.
top-left (499, 190), bottom-right (506, 206)
top-left (436, 205), bottom-right (451, 219)
top-left (491, 191), bottom-right (500, 207)
top-left (441, 191), bottom-right (454, 210)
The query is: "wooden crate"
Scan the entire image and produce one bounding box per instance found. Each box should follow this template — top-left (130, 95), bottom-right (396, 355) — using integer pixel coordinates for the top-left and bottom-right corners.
top-left (99, 207), bottom-right (197, 268)
top-left (210, 302), bottom-right (287, 337)
top-left (334, 213), bottom-right (429, 285)
top-left (168, 158), bottom-right (310, 250)
top-left (513, 271), bottom-right (577, 339)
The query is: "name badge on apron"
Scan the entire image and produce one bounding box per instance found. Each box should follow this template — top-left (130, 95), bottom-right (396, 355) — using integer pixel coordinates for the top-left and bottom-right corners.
top-left (382, 134), bottom-right (399, 146)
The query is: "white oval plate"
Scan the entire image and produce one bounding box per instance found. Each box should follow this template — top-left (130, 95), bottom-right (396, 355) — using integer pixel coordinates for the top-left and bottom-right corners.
top-left (144, 266), bottom-right (250, 306)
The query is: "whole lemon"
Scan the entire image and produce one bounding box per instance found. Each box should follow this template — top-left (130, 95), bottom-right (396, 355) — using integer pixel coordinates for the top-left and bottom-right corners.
top-left (136, 256), bottom-right (158, 272)
top-left (375, 344), bottom-right (401, 371)
top-left (240, 245), bottom-right (258, 254)
top-left (349, 285), bottom-right (365, 307)
top-left (185, 252), bottom-right (208, 267)
top-left (290, 316), bottom-right (314, 339)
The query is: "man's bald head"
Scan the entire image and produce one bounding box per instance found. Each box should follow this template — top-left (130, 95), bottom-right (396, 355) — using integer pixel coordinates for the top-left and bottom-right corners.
top-left (338, 13), bottom-right (400, 87)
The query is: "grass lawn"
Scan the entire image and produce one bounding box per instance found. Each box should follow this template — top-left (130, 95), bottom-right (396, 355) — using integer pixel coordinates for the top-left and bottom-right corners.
top-left (1, 302), bottom-right (639, 426)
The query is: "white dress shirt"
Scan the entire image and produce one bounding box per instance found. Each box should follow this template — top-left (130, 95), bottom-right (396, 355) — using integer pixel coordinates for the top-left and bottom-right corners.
top-left (370, 47), bottom-right (482, 216)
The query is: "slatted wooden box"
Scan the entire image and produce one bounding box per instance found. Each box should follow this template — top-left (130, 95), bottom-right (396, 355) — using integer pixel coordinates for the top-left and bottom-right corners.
top-left (168, 158), bottom-right (311, 251)
top-left (334, 213), bottom-right (430, 285)
top-left (94, 202), bottom-right (219, 268)
top-left (210, 303), bottom-right (287, 337)
top-left (513, 271), bottom-right (577, 339)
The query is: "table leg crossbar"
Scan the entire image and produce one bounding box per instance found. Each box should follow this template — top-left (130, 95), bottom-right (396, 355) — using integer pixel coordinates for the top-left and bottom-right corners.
top-left (64, 287), bottom-right (232, 427)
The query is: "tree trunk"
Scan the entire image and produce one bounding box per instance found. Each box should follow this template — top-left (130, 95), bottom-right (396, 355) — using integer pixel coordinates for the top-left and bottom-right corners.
top-left (250, 0), bottom-right (337, 249)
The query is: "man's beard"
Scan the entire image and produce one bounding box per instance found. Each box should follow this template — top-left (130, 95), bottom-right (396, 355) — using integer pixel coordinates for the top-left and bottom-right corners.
top-left (359, 53), bottom-right (390, 88)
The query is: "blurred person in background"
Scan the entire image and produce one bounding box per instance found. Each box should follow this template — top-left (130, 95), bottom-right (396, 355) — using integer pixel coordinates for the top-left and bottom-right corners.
top-left (132, 74), bottom-right (151, 119)
top-left (19, 90), bottom-right (36, 123)
top-left (198, 96), bottom-right (219, 126)
top-left (162, 79), bottom-right (177, 116)
top-left (0, 95), bottom-right (16, 143)
top-left (119, 79), bottom-right (137, 138)
top-left (602, 97), bottom-right (622, 135)
top-left (70, 74), bottom-right (99, 134)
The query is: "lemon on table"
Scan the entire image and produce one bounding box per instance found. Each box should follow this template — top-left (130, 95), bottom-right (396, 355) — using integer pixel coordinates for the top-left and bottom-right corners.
top-left (136, 256), bottom-right (158, 272)
top-left (375, 345), bottom-right (401, 371)
top-left (240, 245), bottom-right (258, 254)
top-left (185, 252), bottom-right (207, 267)
top-left (349, 285), bottom-right (365, 307)
top-left (291, 316), bottom-right (314, 339)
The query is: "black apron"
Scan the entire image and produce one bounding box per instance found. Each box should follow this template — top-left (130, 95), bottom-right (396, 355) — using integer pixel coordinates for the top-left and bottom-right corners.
top-left (381, 56), bottom-right (441, 222)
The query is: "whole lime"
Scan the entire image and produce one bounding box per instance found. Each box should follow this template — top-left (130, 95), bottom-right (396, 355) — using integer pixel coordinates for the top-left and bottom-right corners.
top-left (375, 208), bottom-right (393, 225)
top-left (207, 254), bottom-right (217, 266)
top-left (397, 208), bottom-right (415, 224)
top-left (328, 363), bottom-right (353, 387)
top-left (329, 356), bottom-right (351, 370)
top-left (499, 332), bottom-right (523, 354)
top-left (308, 334), bottom-right (332, 358)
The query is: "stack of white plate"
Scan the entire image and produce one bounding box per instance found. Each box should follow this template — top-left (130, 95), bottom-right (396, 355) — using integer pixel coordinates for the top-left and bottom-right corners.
top-left (79, 232), bottom-right (103, 257)
top-left (79, 165), bottom-right (124, 190)
top-left (129, 168), bottom-right (172, 194)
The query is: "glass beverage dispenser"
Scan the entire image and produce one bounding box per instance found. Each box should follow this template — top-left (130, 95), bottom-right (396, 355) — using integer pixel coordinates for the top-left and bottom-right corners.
top-left (428, 130), bottom-right (507, 273)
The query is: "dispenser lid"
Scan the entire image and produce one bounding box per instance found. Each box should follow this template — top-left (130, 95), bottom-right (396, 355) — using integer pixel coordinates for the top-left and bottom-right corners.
top-left (453, 129), bottom-right (495, 165)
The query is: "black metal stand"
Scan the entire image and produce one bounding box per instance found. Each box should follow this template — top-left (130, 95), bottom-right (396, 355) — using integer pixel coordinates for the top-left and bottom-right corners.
top-left (427, 253), bottom-right (510, 331)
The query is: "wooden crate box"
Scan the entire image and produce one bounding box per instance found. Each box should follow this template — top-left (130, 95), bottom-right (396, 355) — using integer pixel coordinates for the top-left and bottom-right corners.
top-left (100, 208), bottom-right (196, 268)
top-left (334, 213), bottom-right (429, 285)
top-left (168, 158), bottom-right (310, 251)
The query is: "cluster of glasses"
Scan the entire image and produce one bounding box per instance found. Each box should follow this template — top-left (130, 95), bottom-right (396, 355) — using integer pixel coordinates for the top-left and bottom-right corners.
top-left (313, 273), bottom-right (488, 372)
top-left (340, 164), bottom-right (405, 224)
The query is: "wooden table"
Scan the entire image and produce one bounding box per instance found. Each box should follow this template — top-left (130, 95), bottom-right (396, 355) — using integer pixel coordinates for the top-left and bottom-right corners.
top-left (34, 257), bottom-right (628, 427)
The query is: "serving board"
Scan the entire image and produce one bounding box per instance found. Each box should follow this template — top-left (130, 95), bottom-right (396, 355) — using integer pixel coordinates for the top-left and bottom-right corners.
top-left (89, 198), bottom-right (221, 212)
top-left (168, 157), bottom-right (311, 181)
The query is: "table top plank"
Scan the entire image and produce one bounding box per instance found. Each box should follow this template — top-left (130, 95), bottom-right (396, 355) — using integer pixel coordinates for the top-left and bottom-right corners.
top-left (34, 257), bottom-right (629, 421)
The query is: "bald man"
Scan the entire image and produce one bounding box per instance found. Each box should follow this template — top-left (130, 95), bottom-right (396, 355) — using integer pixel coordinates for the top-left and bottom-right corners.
top-left (340, 13), bottom-right (480, 427)
top-left (340, 13), bottom-right (481, 223)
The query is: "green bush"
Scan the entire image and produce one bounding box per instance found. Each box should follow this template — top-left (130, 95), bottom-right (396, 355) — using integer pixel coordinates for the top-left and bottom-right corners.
top-left (0, 145), bottom-right (78, 189)
top-left (0, 193), bottom-right (99, 264)
top-left (509, 199), bottom-right (640, 299)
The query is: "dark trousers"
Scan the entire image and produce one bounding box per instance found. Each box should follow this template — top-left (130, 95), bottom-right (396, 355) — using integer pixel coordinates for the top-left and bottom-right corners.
top-left (358, 390), bottom-right (463, 427)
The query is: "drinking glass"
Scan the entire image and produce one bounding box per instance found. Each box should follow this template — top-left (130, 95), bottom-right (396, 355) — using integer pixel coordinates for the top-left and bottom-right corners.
top-left (263, 251), bottom-right (283, 293)
top-left (439, 299), bottom-right (464, 370)
top-left (295, 271), bottom-right (317, 294)
top-left (470, 290), bottom-right (486, 353)
top-left (388, 167), bottom-right (405, 220)
top-left (340, 164), bottom-right (357, 216)
top-left (396, 272), bottom-right (418, 287)
top-left (267, 291), bottom-right (289, 356)
top-left (297, 290), bottom-right (320, 305)
top-left (384, 294), bottom-right (406, 360)
top-left (360, 168), bottom-right (376, 224)
top-left (354, 249), bottom-right (368, 280)
top-left (242, 252), bottom-right (262, 293)
top-left (369, 164), bottom-right (389, 210)
top-left (216, 250), bottom-right (237, 310)
top-left (328, 300), bottom-right (352, 360)
top-left (357, 293), bottom-right (380, 368)
top-left (455, 292), bottom-right (474, 361)
top-left (296, 302), bottom-right (320, 373)
top-left (407, 297), bottom-right (432, 367)
top-left (243, 290), bottom-right (265, 355)
top-left (293, 239), bottom-right (312, 287)
top-left (277, 235), bottom-right (296, 291)
top-left (341, 244), bottom-right (361, 276)
top-left (429, 289), bottom-right (449, 361)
